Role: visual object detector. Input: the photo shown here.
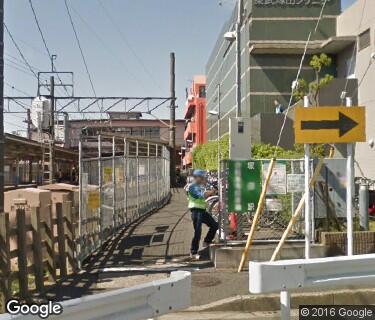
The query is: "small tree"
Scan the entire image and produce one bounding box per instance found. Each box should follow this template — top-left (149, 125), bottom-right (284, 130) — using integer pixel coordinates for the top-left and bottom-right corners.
top-left (293, 53), bottom-right (334, 106)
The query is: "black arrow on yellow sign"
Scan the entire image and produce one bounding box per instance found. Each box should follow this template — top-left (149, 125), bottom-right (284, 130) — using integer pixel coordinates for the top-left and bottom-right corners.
top-left (301, 112), bottom-right (359, 137)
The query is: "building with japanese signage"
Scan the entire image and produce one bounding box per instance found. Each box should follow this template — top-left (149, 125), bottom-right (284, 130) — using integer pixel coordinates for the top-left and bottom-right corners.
top-left (206, 0), bottom-right (375, 179)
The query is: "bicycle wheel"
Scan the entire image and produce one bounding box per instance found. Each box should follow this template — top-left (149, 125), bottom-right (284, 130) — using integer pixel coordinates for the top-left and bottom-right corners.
top-left (208, 199), bottom-right (220, 222)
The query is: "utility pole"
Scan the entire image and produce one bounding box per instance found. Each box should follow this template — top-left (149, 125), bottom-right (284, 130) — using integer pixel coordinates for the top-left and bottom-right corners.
top-left (49, 76), bottom-right (55, 182)
top-left (0, 0), bottom-right (3, 213)
top-left (169, 52), bottom-right (176, 187)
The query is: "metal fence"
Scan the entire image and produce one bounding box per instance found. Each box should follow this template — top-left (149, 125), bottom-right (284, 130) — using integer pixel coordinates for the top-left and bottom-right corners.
top-left (220, 158), bottom-right (348, 243)
top-left (78, 135), bottom-right (170, 265)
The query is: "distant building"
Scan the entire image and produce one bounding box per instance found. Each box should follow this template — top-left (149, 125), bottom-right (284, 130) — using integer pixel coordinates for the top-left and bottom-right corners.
top-left (66, 112), bottom-right (185, 150)
top-left (182, 75), bottom-right (207, 168)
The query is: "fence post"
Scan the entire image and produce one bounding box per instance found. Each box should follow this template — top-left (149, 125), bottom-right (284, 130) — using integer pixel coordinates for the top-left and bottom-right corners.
top-left (16, 207), bottom-right (29, 299)
top-left (136, 140), bottom-right (140, 217)
top-left (98, 135), bottom-right (103, 245)
top-left (64, 201), bottom-right (77, 272)
top-left (147, 142), bottom-right (151, 208)
top-left (156, 144), bottom-right (159, 204)
top-left (123, 139), bottom-right (128, 224)
top-left (56, 203), bottom-right (67, 278)
top-left (78, 139), bottom-right (83, 268)
top-left (0, 212), bottom-right (11, 309)
top-left (31, 207), bottom-right (45, 295)
top-left (45, 205), bottom-right (56, 281)
top-left (112, 136), bottom-right (116, 229)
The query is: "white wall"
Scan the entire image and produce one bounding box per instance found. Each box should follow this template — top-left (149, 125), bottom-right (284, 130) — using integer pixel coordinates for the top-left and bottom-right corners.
top-left (337, 0), bottom-right (375, 179)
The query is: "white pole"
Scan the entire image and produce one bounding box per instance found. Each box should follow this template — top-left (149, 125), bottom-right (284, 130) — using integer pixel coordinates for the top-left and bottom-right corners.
top-left (346, 97), bottom-right (354, 256)
top-left (235, 0), bottom-right (243, 118)
top-left (304, 96), bottom-right (311, 259)
top-left (280, 290), bottom-right (291, 320)
top-left (217, 84), bottom-right (222, 240)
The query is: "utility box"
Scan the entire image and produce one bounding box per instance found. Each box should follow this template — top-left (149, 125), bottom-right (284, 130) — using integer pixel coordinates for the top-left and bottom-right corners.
top-left (229, 117), bottom-right (251, 160)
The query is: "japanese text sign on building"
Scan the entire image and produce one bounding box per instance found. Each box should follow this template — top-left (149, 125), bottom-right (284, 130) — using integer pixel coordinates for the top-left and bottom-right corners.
top-left (255, 0), bottom-right (331, 6)
top-left (227, 160), bottom-right (261, 213)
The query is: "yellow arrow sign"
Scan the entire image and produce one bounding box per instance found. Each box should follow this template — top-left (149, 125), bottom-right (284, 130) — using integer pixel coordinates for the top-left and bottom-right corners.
top-left (294, 106), bottom-right (366, 144)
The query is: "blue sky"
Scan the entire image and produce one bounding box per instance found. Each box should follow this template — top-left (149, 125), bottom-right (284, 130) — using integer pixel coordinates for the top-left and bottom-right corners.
top-left (4, 0), bottom-right (356, 134)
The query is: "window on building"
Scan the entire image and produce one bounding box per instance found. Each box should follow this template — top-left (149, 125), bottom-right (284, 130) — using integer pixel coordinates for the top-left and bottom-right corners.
top-left (198, 86), bottom-right (206, 98)
top-left (358, 29), bottom-right (371, 51)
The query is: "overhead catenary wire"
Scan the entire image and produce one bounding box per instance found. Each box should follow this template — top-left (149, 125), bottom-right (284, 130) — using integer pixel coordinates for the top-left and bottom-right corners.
top-left (97, 0), bottom-right (162, 92)
top-left (69, 3), bottom-right (149, 94)
top-left (28, 0), bottom-right (76, 101)
top-left (64, 0), bottom-right (98, 100)
top-left (4, 23), bottom-right (39, 79)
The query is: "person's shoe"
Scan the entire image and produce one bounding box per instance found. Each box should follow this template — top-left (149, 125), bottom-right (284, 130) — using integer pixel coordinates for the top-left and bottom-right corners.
top-left (190, 253), bottom-right (200, 261)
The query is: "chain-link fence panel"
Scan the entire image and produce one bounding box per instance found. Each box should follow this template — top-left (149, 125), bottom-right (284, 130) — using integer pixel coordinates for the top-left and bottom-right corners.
top-left (78, 137), bottom-right (171, 266)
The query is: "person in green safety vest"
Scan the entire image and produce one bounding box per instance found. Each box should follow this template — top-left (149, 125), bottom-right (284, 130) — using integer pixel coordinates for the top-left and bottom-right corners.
top-left (188, 169), bottom-right (218, 260)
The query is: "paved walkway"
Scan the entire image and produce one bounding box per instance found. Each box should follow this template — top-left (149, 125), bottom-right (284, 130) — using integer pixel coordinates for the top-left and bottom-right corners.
top-left (47, 189), bottom-right (249, 305)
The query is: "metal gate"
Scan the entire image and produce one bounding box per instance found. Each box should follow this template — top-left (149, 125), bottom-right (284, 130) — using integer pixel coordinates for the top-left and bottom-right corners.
top-left (78, 135), bottom-right (170, 265)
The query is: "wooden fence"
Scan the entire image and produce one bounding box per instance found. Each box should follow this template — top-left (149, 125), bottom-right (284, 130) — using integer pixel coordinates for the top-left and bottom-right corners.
top-left (0, 201), bottom-right (77, 310)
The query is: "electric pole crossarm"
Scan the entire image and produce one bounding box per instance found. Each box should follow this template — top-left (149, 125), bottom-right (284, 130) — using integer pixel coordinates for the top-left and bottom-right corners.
top-left (80, 98), bottom-right (100, 112)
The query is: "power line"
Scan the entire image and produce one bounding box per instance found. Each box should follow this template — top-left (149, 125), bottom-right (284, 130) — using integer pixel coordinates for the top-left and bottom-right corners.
top-left (28, 0), bottom-right (53, 59)
top-left (97, 0), bottom-right (162, 91)
top-left (28, 0), bottom-right (74, 100)
top-left (69, 3), bottom-right (148, 93)
top-left (4, 23), bottom-right (38, 79)
top-left (5, 82), bottom-right (32, 96)
top-left (64, 0), bottom-right (97, 100)
top-left (275, 0), bottom-right (328, 148)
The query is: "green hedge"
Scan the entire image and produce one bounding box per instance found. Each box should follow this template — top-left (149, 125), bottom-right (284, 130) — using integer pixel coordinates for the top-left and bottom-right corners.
top-left (192, 134), bottom-right (325, 170)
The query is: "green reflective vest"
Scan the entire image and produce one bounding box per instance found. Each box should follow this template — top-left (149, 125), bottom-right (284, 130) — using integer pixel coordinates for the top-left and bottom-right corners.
top-left (188, 191), bottom-right (206, 209)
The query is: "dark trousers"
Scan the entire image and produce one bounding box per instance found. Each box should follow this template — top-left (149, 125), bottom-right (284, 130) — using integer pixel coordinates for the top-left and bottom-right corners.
top-left (190, 208), bottom-right (219, 254)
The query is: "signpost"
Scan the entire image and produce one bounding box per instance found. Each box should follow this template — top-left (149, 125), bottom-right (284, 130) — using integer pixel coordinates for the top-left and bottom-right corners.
top-left (295, 106), bottom-right (366, 144)
top-left (294, 104), bottom-right (366, 258)
top-left (227, 160), bottom-right (261, 213)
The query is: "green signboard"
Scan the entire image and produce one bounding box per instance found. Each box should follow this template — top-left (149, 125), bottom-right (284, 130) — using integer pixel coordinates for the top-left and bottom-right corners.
top-left (227, 160), bottom-right (261, 213)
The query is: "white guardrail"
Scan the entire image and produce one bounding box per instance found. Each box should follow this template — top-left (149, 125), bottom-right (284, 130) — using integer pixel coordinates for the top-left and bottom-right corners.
top-left (249, 254), bottom-right (375, 320)
top-left (1, 271), bottom-right (191, 320)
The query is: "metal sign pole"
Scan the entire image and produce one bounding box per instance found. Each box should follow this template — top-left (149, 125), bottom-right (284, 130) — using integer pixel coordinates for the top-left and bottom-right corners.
top-left (304, 96), bottom-right (311, 259)
top-left (346, 97), bottom-right (354, 256)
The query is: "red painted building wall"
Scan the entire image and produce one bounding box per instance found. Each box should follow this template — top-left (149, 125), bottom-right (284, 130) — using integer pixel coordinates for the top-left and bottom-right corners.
top-left (183, 75), bottom-right (206, 167)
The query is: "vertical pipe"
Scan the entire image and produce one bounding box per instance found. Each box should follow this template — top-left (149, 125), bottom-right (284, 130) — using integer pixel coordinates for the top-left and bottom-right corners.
top-left (304, 96), bottom-right (311, 259)
top-left (217, 84), bottom-right (222, 240)
top-left (112, 136), bottom-right (116, 229)
top-left (124, 138), bottom-right (128, 224)
top-left (136, 140), bottom-right (140, 216)
top-left (147, 142), bottom-right (151, 208)
top-left (235, 0), bottom-right (243, 118)
top-left (98, 135), bottom-right (102, 245)
top-left (78, 139), bottom-right (83, 268)
top-left (280, 290), bottom-right (291, 320)
top-left (156, 144), bottom-right (159, 203)
top-left (346, 97), bottom-right (354, 256)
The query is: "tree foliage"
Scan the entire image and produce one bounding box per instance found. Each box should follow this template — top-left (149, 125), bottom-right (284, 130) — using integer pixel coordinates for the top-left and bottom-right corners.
top-left (192, 134), bottom-right (325, 170)
top-left (293, 53), bottom-right (334, 106)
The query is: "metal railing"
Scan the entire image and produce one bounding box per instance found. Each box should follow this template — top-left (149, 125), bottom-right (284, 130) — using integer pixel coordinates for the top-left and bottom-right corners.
top-left (78, 135), bottom-right (170, 265)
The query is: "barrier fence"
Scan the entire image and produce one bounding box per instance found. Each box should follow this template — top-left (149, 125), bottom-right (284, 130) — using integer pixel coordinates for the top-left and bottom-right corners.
top-left (78, 135), bottom-right (171, 265)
